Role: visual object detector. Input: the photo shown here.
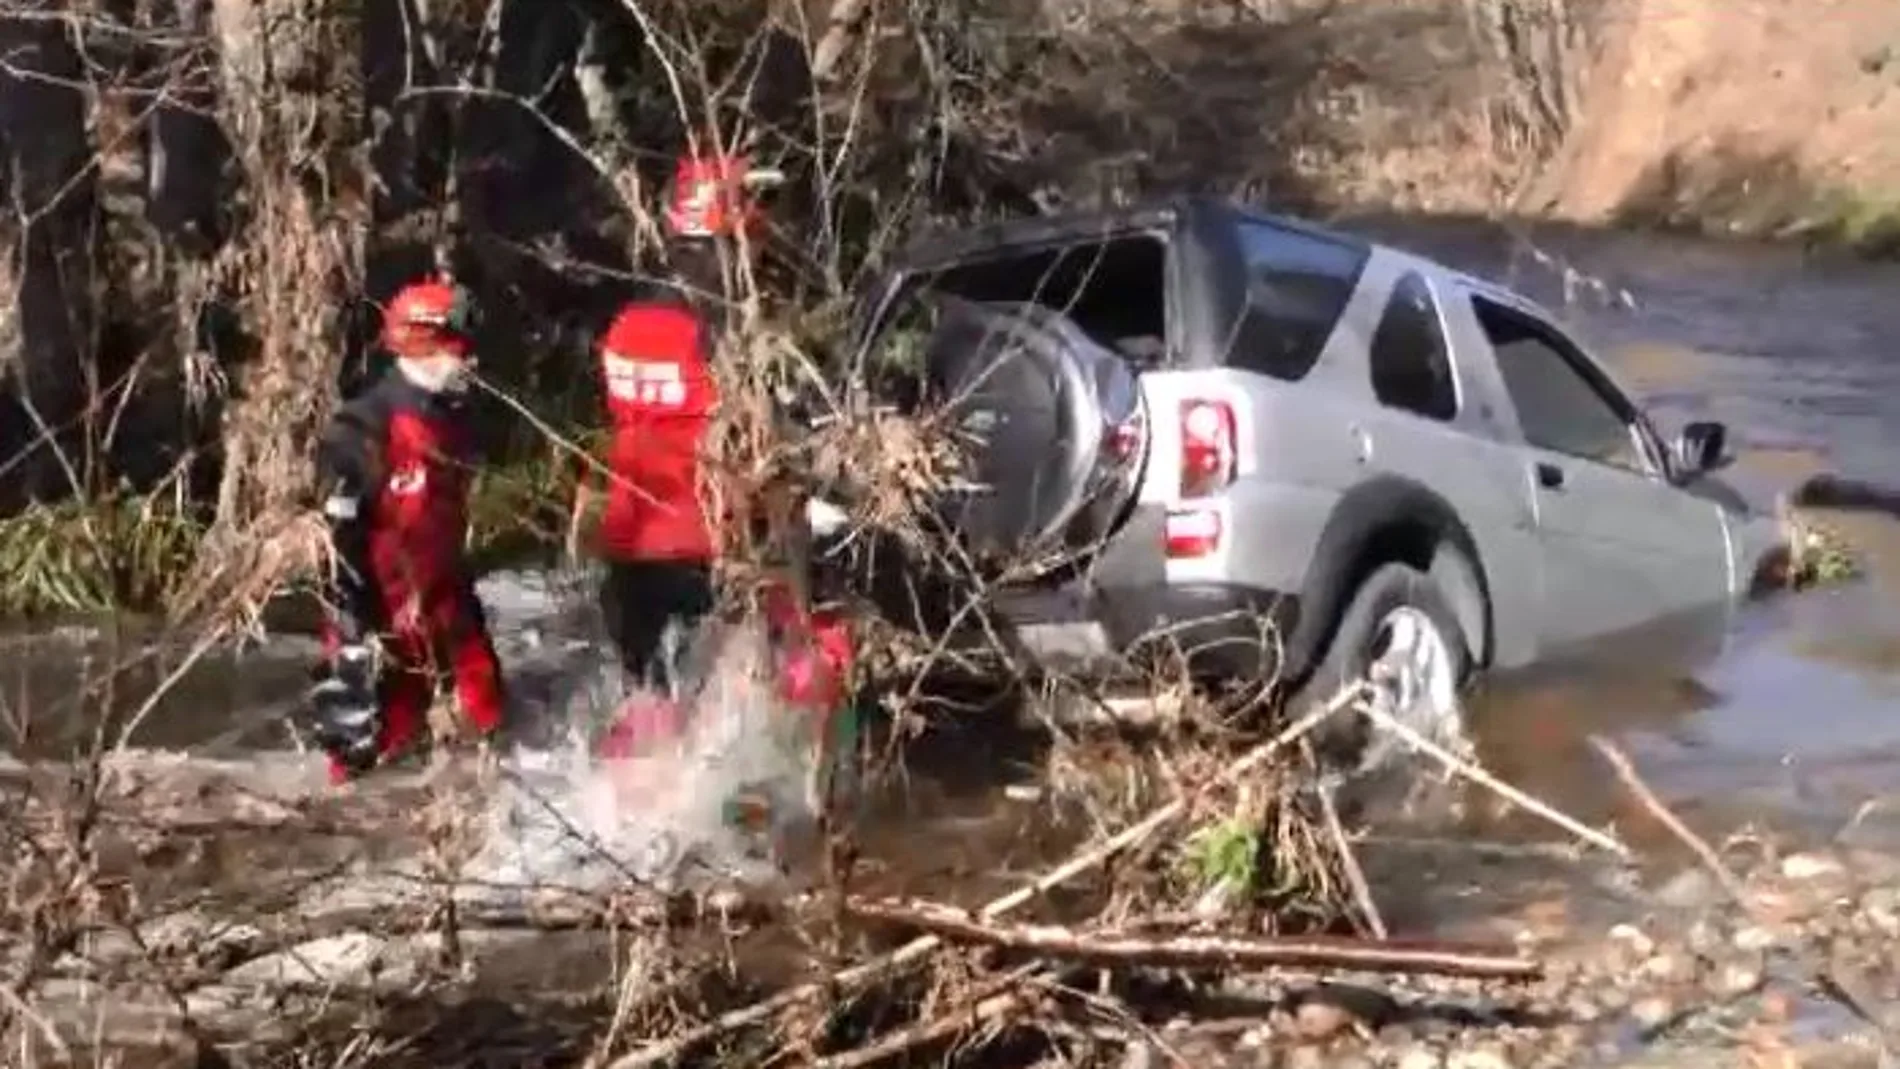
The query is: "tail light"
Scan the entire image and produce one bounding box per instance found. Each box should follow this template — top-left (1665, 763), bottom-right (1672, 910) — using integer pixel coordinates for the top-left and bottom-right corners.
top-left (1179, 399), bottom-right (1236, 498)
top-left (1165, 508), bottom-right (1222, 558)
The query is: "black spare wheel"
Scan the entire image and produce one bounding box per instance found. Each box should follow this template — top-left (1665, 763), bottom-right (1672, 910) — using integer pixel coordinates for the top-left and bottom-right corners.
top-left (920, 298), bottom-right (1145, 573)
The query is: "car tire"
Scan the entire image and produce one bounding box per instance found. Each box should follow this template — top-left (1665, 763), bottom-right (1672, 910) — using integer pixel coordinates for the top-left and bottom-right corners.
top-left (1286, 561), bottom-right (1472, 790)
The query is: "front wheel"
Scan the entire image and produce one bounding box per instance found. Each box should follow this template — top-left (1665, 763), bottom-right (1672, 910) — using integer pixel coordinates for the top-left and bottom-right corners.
top-left (1286, 561), bottom-right (1471, 782)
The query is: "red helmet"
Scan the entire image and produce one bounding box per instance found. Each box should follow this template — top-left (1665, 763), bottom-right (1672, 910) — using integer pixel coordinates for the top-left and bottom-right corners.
top-left (382, 279), bottom-right (476, 359)
top-left (664, 151), bottom-right (769, 242)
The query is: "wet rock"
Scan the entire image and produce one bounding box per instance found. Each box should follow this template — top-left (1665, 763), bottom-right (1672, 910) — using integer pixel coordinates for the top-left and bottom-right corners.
top-left (1607, 923), bottom-right (1656, 958)
top-left (1447, 1045), bottom-right (1512, 1069)
top-left (1564, 992), bottom-right (1603, 1024)
top-left (1779, 852), bottom-right (1846, 882)
top-left (1733, 924), bottom-right (1780, 952)
top-left (1629, 994), bottom-right (1678, 1030)
top-left (1710, 957), bottom-right (1766, 998)
top-left (1594, 985), bottom-right (1632, 1014)
top-left (1294, 999), bottom-right (1358, 1042)
top-left (1654, 868), bottom-right (1722, 910)
top-left (1857, 887), bottom-right (1900, 934)
top-left (1684, 918), bottom-right (1726, 957)
top-left (1639, 950), bottom-right (1699, 984)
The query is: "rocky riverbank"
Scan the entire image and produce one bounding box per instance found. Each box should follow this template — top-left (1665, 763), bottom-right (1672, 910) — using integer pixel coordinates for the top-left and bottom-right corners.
top-left (6, 695), bottom-right (1899, 1068)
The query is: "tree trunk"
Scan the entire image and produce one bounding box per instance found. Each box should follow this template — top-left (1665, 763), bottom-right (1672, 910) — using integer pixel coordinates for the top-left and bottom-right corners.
top-left (207, 0), bottom-right (365, 528)
top-left (0, 1), bottom-right (102, 507)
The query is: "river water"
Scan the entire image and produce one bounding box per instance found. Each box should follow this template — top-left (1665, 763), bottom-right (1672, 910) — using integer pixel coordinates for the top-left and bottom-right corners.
top-left (5, 219), bottom-right (1900, 903)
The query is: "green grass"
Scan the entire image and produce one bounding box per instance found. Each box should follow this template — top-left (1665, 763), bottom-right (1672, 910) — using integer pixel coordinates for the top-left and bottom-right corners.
top-left (1177, 815), bottom-right (1263, 899)
top-left (0, 435), bottom-right (603, 620)
top-left (0, 491), bottom-right (205, 618)
top-left (1824, 193), bottom-right (1900, 258)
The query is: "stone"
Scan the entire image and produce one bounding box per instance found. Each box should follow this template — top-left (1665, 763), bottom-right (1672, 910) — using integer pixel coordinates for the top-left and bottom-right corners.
top-left (1294, 998), bottom-right (1358, 1041)
top-left (1607, 923), bottom-right (1656, 959)
top-left (1857, 887), bottom-right (1900, 935)
top-left (1397, 1050), bottom-right (1445, 1069)
top-left (1779, 852), bottom-right (1846, 881)
top-left (1639, 951), bottom-right (1699, 984)
top-left (1629, 994), bottom-right (1677, 1030)
top-left (1711, 957), bottom-right (1766, 998)
top-left (1448, 1045), bottom-right (1513, 1069)
top-left (1654, 867), bottom-right (1722, 910)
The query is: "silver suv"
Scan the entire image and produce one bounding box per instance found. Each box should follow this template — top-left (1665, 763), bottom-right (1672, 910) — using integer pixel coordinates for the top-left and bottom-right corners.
top-left (847, 197), bottom-right (1786, 748)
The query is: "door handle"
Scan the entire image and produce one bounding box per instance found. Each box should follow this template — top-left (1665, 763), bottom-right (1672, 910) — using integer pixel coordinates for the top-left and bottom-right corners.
top-left (1536, 461), bottom-right (1565, 489)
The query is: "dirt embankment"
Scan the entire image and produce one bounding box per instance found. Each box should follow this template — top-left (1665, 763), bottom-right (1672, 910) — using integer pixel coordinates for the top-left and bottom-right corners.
top-left (1283, 0), bottom-right (1900, 249)
top-left (1545, 0), bottom-right (1900, 249)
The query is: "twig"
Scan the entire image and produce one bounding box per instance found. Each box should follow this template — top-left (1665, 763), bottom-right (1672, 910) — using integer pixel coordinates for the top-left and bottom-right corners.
top-left (845, 899), bottom-right (1542, 980)
top-left (602, 682), bottom-right (1368, 1068)
top-left (809, 965), bottom-right (1042, 1069)
top-left (0, 982), bottom-right (70, 1062)
top-left (1357, 701), bottom-right (1630, 859)
top-left (1584, 737), bottom-right (1744, 900)
top-left (1317, 780), bottom-right (1386, 939)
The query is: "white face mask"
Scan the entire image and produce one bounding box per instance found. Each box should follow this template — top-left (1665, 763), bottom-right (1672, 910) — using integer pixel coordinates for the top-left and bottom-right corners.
top-left (397, 353), bottom-right (474, 394)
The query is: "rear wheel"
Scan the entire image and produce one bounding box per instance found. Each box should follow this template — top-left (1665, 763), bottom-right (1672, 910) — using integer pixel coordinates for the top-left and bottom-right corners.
top-left (1288, 562), bottom-right (1470, 786)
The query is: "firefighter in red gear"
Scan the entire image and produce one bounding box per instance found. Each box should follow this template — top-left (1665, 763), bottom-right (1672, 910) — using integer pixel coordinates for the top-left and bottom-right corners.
top-left (306, 277), bottom-right (507, 783)
top-left (575, 145), bottom-right (860, 819)
top-left (568, 151), bottom-right (771, 696)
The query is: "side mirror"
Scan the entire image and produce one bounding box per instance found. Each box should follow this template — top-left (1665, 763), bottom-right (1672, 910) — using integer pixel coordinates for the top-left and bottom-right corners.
top-left (1672, 420), bottom-right (1730, 479)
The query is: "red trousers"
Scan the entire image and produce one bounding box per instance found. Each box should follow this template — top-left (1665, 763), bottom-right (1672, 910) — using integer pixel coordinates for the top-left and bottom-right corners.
top-left (321, 581), bottom-right (504, 782)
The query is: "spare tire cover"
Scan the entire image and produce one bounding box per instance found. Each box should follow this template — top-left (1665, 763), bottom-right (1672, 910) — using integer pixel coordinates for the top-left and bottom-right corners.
top-left (921, 298), bottom-right (1137, 568)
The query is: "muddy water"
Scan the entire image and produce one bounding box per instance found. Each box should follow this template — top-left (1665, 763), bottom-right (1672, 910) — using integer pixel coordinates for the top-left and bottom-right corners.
top-left (6, 221), bottom-right (1900, 912)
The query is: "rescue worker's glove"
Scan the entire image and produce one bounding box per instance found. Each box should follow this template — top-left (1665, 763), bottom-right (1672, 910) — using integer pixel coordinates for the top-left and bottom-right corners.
top-left (306, 642), bottom-right (381, 771)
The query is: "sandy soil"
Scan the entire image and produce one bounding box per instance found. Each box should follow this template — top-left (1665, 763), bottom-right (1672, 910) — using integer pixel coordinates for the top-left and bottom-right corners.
top-left (1546, 0), bottom-right (1900, 235)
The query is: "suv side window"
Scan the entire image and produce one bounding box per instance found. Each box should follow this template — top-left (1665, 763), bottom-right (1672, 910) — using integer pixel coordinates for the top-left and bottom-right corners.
top-left (1369, 271), bottom-right (1457, 421)
top-left (1229, 220), bottom-right (1368, 381)
top-left (1470, 295), bottom-right (1650, 474)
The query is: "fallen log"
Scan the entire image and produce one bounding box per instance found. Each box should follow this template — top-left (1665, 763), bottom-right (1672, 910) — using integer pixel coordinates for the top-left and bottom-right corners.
top-left (53, 877), bottom-right (785, 984)
top-left (845, 898), bottom-right (1543, 981)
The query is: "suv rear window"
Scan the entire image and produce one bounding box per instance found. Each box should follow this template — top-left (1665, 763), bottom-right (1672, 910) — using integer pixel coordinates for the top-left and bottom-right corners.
top-left (861, 233), bottom-right (1170, 381)
top-left (1228, 220), bottom-right (1368, 381)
